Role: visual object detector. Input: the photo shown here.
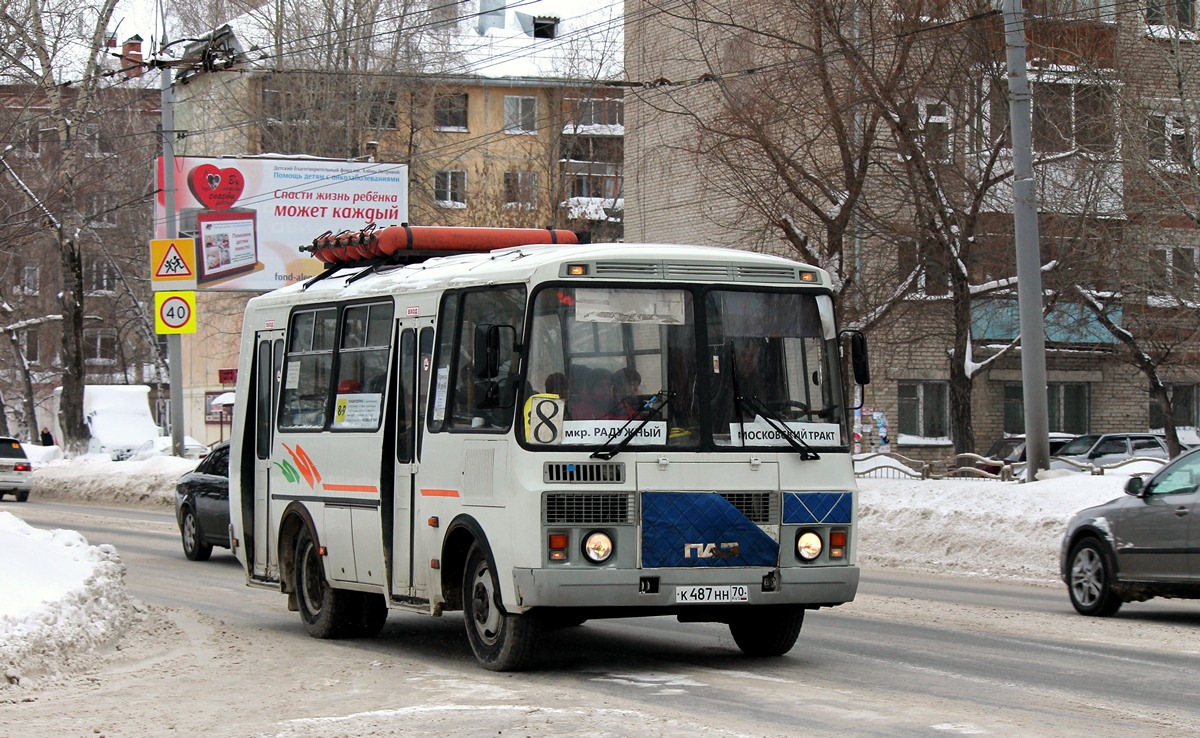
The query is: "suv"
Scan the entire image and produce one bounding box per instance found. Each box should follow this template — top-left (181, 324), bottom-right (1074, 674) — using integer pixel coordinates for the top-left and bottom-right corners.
top-left (0, 437), bottom-right (32, 502)
top-left (1051, 433), bottom-right (1170, 470)
top-left (977, 433), bottom-right (1077, 474)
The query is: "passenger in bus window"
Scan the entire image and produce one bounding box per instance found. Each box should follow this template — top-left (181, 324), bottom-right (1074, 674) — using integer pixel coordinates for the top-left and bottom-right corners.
top-left (545, 372), bottom-right (568, 398)
top-left (609, 367), bottom-right (642, 419)
top-left (337, 378), bottom-right (361, 394)
top-left (571, 367), bottom-right (614, 420)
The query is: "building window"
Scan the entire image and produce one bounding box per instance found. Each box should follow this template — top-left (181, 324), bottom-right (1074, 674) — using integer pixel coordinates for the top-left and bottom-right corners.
top-left (20, 266), bottom-right (39, 296)
top-left (88, 192), bottom-right (116, 227)
top-left (80, 123), bottom-right (114, 156)
top-left (1004, 382), bottom-right (1090, 434)
top-left (84, 329), bottom-right (118, 366)
top-left (504, 95), bottom-right (538, 134)
top-left (86, 260), bottom-right (115, 294)
top-left (898, 381), bottom-right (949, 439)
top-left (565, 161), bottom-right (621, 199)
top-left (1150, 383), bottom-right (1198, 428)
top-left (569, 97), bottom-right (624, 127)
top-left (434, 169), bottom-right (467, 208)
top-left (503, 171), bottom-right (538, 207)
top-left (1147, 113), bottom-right (1193, 167)
top-left (897, 241), bottom-right (951, 297)
top-left (434, 93), bottom-right (468, 130)
top-left (366, 90), bottom-right (397, 129)
top-left (20, 329), bottom-right (38, 364)
top-left (1150, 246), bottom-right (1198, 296)
top-left (901, 100), bottom-right (951, 161)
top-left (1033, 83), bottom-right (1115, 155)
top-left (1148, 0), bottom-right (1194, 27)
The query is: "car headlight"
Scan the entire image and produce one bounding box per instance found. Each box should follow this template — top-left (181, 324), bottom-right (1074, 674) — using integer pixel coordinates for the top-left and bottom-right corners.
top-left (582, 531), bottom-right (614, 563)
top-left (796, 531), bottom-right (823, 561)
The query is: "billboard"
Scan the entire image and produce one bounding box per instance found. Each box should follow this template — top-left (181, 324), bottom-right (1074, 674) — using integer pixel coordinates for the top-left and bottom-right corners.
top-left (155, 156), bottom-right (408, 291)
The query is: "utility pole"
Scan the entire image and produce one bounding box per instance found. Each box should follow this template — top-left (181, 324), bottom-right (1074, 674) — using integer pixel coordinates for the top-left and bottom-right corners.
top-left (1001, 0), bottom-right (1051, 477)
top-left (160, 41), bottom-right (186, 458)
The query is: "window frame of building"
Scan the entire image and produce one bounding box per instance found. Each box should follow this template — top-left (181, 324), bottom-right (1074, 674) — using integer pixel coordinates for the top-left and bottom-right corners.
top-left (898, 381), bottom-right (950, 439)
top-left (503, 170), bottom-right (538, 208)
top-left (434, 92), bottom-right (469, 131)
top-left (567, 96), bottom-right (624, 128)
top-left (20, 265), bottom-right (39, 296)
top-left (1147, 0), bottom-right (1195, 28)
top-left (1003, 382), bottom-right (1090, 434)
top-left (20, 328), bottom-right (38, 364)
top-left (1146, 111), bottom-right (1194, 168)
top-left (434, 169), bottom-right (467, 208)
top-left (897, 241), bottom-right (951, 297)
top-left (87, 192), bottom-right (117, 228)
top-left (366, 90), bottom-right (398, 130)
top-left (83, 328), bottom-right (119, 367)
top-left (503, 95), bottom-right (538, 134)
top-left (564, 161), bottom-right (621, 199)
top-left (1150, 382), bottom-right (1198, 428)
top-left (1149, 245), bottom-right (1199, 297)
top-left (901, 99), bottom-right (952, 161)
top-left (1032, 81), bottom-right (1116, 156)
top-left (86, 259), bottom-right (115, 294)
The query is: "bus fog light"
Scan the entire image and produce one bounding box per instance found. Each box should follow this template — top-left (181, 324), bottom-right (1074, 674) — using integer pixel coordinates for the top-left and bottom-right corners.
top-left (796, 531), bottom-right (823, 561)
top-left (582, 531), bottom-right (614, 563)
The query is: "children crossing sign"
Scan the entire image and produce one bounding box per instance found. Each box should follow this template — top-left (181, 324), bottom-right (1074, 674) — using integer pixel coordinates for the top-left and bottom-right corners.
top-left (154, 291), bottom-right (197, 334)
top-left (150, 238), bottom-right (197, 291)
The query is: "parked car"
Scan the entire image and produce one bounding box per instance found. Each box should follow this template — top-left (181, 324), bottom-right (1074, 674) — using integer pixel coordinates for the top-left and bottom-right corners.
top-left (1062, 446), bottom-right (1200, 615)
top-left (0, 437), bottom-right (32, 502)
top-left (174, 441), bottom-right (230, 561)
top-left (131, 435), bottom-right (209, 460)
top-left (1050, 433), bottom-right (1170, 471)
top-left (976, 433), bottom-right (1077, 474)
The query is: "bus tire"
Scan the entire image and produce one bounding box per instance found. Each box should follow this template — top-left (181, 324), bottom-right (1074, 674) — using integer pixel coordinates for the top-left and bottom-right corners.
top-left (729, 607), bottom-right (805, 657)
top-left (350, 592), bottom-right (388, 638)
top-left (295, 526), bottom-right (353, 638)
top-left (462, 542), bottom-right (539, 671)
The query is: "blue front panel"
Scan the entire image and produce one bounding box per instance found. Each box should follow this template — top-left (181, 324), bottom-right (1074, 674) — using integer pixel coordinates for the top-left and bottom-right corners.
top-left (783, 492), bottom-right (852, 525)
top-left (641, 492), bottom-right (779, 568)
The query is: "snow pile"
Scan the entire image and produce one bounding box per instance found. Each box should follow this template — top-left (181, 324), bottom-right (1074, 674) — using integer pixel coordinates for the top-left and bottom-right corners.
top-left (0, 513), bottom-right (139, 687)
top-left (857, 473), bottom-right (1128, 581)
top-left (33, 454), bottom-right (197, 508)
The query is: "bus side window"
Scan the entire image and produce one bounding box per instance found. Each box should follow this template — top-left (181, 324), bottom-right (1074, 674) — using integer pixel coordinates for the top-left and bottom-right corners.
top-left (397, 329), bottom-right (416, 463)
top-left (279, 307), bottom-right (337, 430)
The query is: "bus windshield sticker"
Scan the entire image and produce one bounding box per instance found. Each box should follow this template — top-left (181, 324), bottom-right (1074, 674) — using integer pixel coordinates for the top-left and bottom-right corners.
top-left (432, 366), bottom-right (449, 422)
top-left (284, 361), bottom-right (301, 389)
top-left (561, 420), bottom-right (666, 445)
top-left (575, 289), bottom-right (686, 325)
top-left (333, 393), bottom-right (382, 428)
top-left (728, 419), bottom-right (842, 447)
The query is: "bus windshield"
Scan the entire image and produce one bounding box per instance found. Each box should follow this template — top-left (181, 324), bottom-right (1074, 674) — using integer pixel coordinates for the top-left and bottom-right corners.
top-left (523, 285), bottom-right (847, 451)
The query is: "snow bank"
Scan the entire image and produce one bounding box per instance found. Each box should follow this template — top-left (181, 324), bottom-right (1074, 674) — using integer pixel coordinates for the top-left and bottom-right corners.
top-left (0, 513), bottom-right (139, 687)
top-left (32, 454), bottom-right (197, 508)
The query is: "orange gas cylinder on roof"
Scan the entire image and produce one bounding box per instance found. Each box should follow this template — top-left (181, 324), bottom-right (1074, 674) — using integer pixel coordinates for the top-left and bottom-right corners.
top-left (301, 224), bottom-right (579, 265)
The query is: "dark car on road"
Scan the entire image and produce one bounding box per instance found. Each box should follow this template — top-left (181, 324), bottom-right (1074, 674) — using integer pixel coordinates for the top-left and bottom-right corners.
top-left (175, 441), bottom-right (230, 561)
top-left (1061, 446), bottom-right (1200, 616)
top-left (976, 433), bottom-right (1077, 474)
top-left (0, 437), bottom-right (32, 502)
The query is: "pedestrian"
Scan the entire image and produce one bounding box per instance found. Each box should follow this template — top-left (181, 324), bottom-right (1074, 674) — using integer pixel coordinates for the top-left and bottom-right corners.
top-left (40, 427), bottom-right (54, 446)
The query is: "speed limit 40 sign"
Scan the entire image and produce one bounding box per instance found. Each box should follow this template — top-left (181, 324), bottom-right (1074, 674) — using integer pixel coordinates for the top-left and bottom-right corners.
top-left (154, 291), bottom-right (197, 334)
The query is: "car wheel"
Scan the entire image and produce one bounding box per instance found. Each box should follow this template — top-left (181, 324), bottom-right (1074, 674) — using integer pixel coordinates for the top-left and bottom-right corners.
top-left (729, 607), bottom-right (805, 657)
top-left (462, 542), bottom-right (539, 671)
top-left (180, 508), bottom-right (213, 561)
top-left (1068, 538), bottom-right (1123, 617)
top-left (15, 491), bottom-right (28, 502)
top-left (294, 526), bottom-right (353, 638)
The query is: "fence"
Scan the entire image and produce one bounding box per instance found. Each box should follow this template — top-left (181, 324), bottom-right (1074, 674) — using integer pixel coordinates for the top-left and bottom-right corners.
top-left (853, 451), bottom-right (1168, 480)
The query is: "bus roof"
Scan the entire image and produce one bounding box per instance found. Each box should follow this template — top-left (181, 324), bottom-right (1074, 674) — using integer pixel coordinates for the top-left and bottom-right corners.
top-left (251, 241), bottom-right (832, 308)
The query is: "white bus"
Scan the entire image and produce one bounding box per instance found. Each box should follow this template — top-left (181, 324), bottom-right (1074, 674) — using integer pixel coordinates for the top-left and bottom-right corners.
top-left (228, 225), bottom-right (870, 670)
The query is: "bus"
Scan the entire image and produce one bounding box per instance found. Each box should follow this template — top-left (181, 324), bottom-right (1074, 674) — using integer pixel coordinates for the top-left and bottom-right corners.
top-left (228, 224), bottom-right (870, 670)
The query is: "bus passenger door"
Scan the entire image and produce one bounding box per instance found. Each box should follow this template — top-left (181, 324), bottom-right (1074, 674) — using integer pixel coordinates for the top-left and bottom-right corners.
top-left (252, 331), bottom-right (285, 578)
top-left (391, 326), bottom-right (418, 592)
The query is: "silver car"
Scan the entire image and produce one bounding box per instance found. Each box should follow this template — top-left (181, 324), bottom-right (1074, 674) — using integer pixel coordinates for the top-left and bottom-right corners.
top-left (1061, 446), bottom-right (1200, 616)
top-left (1050, 433), bottom-right (1169, 471)
top-left (0, 437), bottom-right (32, 502)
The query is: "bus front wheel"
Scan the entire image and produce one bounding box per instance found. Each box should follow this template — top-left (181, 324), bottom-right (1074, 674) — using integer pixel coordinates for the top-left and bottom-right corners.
top-left (462, 542), bottom-right (539, 671)
top-left (729, 607), bottom-right (805, 657)
top-left (295, 527), bottom-right (353, 638)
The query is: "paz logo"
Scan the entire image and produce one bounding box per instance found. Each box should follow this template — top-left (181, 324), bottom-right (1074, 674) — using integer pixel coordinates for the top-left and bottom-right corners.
top-left (187, 163), bottom-right (245, 209)
top-left (276, 444), bottom-right (321, 488)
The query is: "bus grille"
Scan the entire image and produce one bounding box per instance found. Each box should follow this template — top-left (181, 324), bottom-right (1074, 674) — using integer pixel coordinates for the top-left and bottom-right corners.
top-left (543, 461), bottom-right (625, 484)
top-left (720, 492), bottom-right (778, 524)
top-left (544, 492), bottom-right (635, 524)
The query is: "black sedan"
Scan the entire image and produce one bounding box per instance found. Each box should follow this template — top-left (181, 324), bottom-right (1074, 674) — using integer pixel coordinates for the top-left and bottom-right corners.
top-left (175, 441), bottom-right (231, 561)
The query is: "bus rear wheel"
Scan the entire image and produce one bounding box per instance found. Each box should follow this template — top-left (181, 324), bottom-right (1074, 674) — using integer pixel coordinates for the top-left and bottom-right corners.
top-left (462, 542), bottom-right (539, 671)
top-left (295, 527), bottom-right (353, 638)
top-left (729, 607), bottom-right (805, 657)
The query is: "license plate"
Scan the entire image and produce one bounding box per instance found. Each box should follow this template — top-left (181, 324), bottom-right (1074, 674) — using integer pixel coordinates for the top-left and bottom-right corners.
top-left (675, 585), bottom-right (749, 604)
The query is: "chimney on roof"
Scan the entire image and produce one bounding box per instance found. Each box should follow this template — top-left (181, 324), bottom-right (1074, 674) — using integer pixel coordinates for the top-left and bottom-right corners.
top-left (122, 35), bottom-right (143, 78)
top-left (106, 33), bottom-right (117, 50)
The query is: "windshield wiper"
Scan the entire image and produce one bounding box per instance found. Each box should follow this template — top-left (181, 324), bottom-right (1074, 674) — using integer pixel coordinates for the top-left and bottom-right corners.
top-left (590, 391), bottom-right (675, 460)
top-left (736, 394), bottom-right (820, 461)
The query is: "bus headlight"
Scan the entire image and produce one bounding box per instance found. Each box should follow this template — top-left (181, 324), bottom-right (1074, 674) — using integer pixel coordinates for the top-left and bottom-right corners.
top-left (796, 531), bottom-right (823, 561)
top-left (582, 531), bottom-right (614, 563)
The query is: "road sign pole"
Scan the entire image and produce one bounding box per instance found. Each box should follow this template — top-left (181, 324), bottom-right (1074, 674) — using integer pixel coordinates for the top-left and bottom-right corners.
top-left (162, 56), bottom-right (185, 458)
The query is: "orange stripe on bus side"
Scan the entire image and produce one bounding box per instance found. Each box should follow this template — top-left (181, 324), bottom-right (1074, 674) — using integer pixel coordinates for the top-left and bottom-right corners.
top-left (420, 488), bottom-right (460, 497)
top-left (322, 484), bottom-right (379, 493)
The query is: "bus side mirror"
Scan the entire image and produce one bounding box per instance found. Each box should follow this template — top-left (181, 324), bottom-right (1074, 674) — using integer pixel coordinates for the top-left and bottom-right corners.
top-left (850, 331), bottom-right (870, 386)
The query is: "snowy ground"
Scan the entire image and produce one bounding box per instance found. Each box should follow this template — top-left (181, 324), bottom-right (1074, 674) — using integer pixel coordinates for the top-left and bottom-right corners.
top-left (0, 450), bottom-right (1153, 690)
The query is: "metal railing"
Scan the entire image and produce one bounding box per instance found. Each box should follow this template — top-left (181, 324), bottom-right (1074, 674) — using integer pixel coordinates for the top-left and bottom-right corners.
top-left (855, 452), bottom-right (1168, 480)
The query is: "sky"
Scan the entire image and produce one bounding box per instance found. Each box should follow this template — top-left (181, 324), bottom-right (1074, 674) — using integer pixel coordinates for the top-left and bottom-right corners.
top-left (0, 448), bottom-right (1149, 689)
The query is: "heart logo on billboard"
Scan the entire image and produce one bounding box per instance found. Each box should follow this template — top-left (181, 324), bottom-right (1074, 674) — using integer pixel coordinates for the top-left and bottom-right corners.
top-left (188, 164), bottom-right (245, 209)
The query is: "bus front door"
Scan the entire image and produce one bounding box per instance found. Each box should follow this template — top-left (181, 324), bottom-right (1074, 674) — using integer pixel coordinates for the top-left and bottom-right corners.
top-left (389, 324), bottom-right (431, 596)
top-left (252, 331), bottom-right (285, 579)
